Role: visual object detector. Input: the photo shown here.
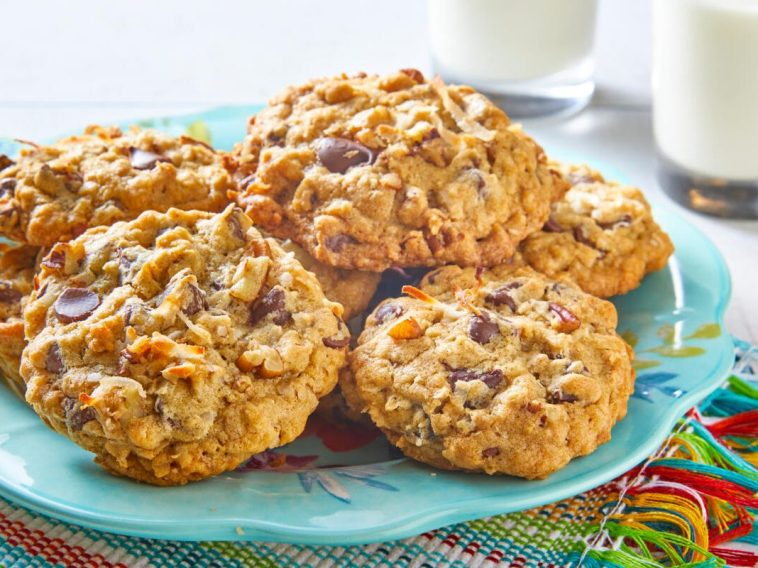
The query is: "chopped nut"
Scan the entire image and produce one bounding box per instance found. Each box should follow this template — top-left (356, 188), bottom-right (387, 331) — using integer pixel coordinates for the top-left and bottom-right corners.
top-left (548, 302), bottom-right (581, 333)
top-left (162, 362), bottom-right (197, 381)
top-left (230, 256), bottom-right (271, 302)
top-left (387, 317), bottom-right (423, 340)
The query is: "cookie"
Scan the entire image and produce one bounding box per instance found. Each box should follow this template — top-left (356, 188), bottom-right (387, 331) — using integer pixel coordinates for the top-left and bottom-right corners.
top-left (231, 70), bottom-right (567, 271)
top-left (519, 163), bottom-right (674, 297)
top-left (279, 239), bottom-right (380, 320)
top-left (344, 264), bottom-right (634, 479)
top-left (0, 126), bottom-right (231, 247)
top-left (0, 243), bottom-right (39, 398)
top-left (21, 206), bottom-right (347, 485)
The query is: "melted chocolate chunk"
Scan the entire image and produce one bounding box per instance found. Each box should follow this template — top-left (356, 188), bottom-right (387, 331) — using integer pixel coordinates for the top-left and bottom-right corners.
top-left (572, 225), bottom-right (592, 246)
top-left (54, 288), bottom-right (100, 323)
top-left (375, 303), bottom-right (404, 324)
top-left (486, 285), bottom-right (518, 311)
top-left (249, 287), bottom-right (291, 326)
top-left (42, 249), bottom-right (65, 271)
top-left (548, 391), bottom-right (579, 404)
top-left (543, 217), bottom-right (563, 233)
top-left (183, 284), bottom-right (208, 316)
top-left (469, 313), bottom-right (499, 344)
top-left (598, 214), bottom-right (632, 230)
top-left (0, 282), bottom-right (21, 303)
top-left (0, 155), bottom-right (14, 172)
top-left (322, 335), bottom-right (350, 349)
top-left (129, 147), bottom-right (171, 170)
top-left (482, 447), bottom-right (500, 457)
top-left (324, 234), bottom-right (355, 252)
top-left (62, 397), bottom-right (96, 431)
top-left (45, 343), bottom-right (64, 373)
top-left (227, 212), bottom-right (246, 241)
top-left (449, 368), bottom-right (503, 389)
top-left (317, 137), bottom-right (375, 174)
top-left (0, 178), bottom-right (16, 198)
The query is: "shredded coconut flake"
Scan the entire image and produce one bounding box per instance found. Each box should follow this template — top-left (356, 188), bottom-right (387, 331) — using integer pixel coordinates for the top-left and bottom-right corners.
top-left (431, 76), bottom-right (495, 142)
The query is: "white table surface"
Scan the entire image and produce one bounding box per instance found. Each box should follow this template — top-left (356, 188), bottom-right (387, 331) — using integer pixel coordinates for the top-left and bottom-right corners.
top-left (1, 0), bottom-right (756, 342)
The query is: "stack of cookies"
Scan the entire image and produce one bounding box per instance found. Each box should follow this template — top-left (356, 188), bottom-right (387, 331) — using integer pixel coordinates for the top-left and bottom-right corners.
top-left (0, 69), bottom-right (673, 485)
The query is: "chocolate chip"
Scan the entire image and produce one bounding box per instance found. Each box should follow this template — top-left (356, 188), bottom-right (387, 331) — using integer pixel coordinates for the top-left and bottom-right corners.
top-left (42, 249), bottom-right (65, 271)
top-left (482, 447), bottom-right (500, 458)
top-left (249, 287), bottom-right (291, 326)
top-left (325, 234), bottom-right (354, 252)
top-left (183, 284), bottom-right (208, 316)
top-left (449, 368), bottom-right (503, 389)
top-left (598, 214), bottom-right (632, 230)
top-left (572, 225), bottom-right (592, 246)
top-left (426, 234), bottom-right (443, 254)
top-left (375, 303), bottom-right (404, 324)
top-left (62, 397), bottom-right (96, 431)
top-left (422, 128), bottom-right (440, 142)
top-left (0, 178), bottom-right (16, 198)
top-left (469, 314), bottom-right (499, 344)
top-left (129, 147), bottom-right (171, 170)
top-left (548, 302), bottom-right (581, 333)
top-left (548, 391), bottom-right (579, 404)
top-left (317, 138), bottom-right (375, 174)
top-left (400, 68), bottom-right (425, 83)
top-left (54, 288), bottom-right (100, 323)
top-left (322, 336), bottom-right (350, 349)
top-left (0, 155), bottom-right (13, 172)
top-left (543, 217), bottom-right (563, 233)
top-left (227, 212), bottom-right (246, 241)
top-left (486, 286), bottom-right (518, 311)
top-left (45, 343), bottom-right (65, 374)
top-left (0, 282), bottom-right (21, 303)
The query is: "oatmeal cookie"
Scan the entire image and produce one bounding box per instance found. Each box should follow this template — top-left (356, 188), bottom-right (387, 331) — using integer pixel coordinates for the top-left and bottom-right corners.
top-left (21, 206), bottom-right (347, 485)
top-left (0, 126), bottom-right (231, 247)
top-left (280, 240), bottom-right (380, 320)
top-left (519, 163), bottom-right (674, 297)
top-left (231, 70), bottom-right (567, 271)
top-left (344, 264), bottom-right (634, 479)
top-left (0, 243), bottom-right (39, 398)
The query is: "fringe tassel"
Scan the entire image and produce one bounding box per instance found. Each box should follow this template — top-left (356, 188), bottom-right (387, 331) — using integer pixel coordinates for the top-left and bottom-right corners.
top-left (577, 373), bottom-right (758, 566)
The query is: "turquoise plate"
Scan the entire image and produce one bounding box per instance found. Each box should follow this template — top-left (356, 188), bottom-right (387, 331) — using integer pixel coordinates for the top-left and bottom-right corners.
top-left (0, 107), bottom-right (734, 545)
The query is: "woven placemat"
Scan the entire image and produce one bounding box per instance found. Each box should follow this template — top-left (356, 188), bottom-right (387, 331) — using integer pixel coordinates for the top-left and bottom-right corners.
top-left (1, 340), bottom-right (756, 568)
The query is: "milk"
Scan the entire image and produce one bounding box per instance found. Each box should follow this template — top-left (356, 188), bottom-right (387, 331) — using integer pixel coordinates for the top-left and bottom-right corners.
top-left (427, 0), bottom-right (598, 85)
top-left (653, 0), bottom-right (758, 180)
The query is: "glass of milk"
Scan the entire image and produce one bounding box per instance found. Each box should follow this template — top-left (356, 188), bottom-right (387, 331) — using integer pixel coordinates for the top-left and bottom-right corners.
top-left (654, 0), bottom-right (758, 219)
top-left (427, 0), bottom-right (599, 118)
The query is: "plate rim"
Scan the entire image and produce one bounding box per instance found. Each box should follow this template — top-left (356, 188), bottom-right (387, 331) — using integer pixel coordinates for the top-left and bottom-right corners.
top-left (0, 106), bottom-right (736, 545)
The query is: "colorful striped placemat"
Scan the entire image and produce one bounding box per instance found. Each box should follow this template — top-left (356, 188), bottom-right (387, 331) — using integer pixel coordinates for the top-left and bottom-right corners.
top-left (1, 339), bottom-right (756, 568)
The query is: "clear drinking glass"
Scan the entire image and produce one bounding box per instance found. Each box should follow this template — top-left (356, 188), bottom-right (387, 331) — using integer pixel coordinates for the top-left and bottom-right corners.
top-left (653, 0), bottom-right (758, 219)
top-left (427, 0), bottom-right (599, 118)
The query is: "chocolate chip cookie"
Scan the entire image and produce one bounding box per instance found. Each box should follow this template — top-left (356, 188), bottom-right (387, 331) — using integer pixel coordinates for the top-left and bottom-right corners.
top-left (231, 70), bottom-right (567, 271)
top-left (519, 163), bottom-right (674, 297)
top-left (0, 243), bottom-right (39, 398)
top-left (21, 206), bottom-right (347, 485)
top-left (343, 264), bottom-right (634, 479)
top-left (279, 240), bottom-right (380, 320)
top-left (0, 126), bottom-right (231, 247)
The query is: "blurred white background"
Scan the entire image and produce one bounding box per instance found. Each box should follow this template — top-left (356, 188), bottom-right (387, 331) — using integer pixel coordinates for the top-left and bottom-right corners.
top-left (1, 0), bottom-right (756, 341)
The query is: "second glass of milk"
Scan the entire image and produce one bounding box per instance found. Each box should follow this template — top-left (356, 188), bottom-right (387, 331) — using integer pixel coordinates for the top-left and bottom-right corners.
top-left (427, 0), bottom-right (599, 118)
top-left (654, 0), bottom-right (758, 219)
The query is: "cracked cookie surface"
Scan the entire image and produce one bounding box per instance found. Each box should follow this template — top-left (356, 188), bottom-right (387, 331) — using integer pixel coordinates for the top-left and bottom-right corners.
top-left (0, 126), bottom-right (231, 247)
top-left (231, 70), bottom-right (567, 271)
top-left (343, 264), bottom-right (634, 479)
top-left (519, 163), bottom-right (674, 297)
top-left (21, 206), bottom-right (347, 485)
top-left (0, 243), bottom-right (39, 398)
